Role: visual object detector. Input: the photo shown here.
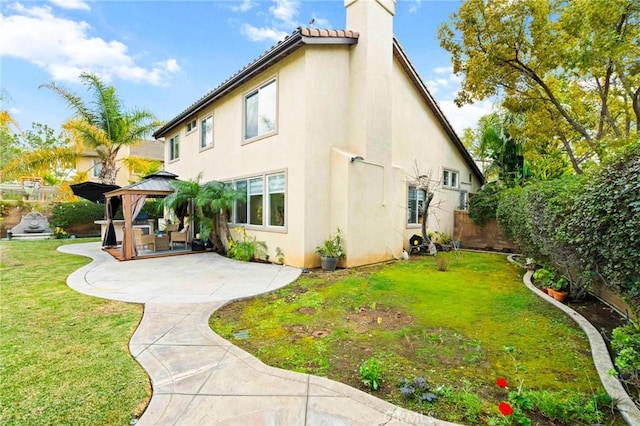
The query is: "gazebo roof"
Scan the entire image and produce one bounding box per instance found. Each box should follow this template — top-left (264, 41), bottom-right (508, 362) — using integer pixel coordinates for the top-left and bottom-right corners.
top-left (105, 171), bottom-right (179, 198)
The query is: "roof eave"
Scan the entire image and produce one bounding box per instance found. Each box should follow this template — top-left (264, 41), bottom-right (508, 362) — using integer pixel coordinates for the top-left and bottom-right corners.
top-left (392, 38), bottom-right (484, 185)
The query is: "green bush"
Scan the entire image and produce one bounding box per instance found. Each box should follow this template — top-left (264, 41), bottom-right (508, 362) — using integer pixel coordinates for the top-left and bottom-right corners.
top-left (50, 201), bottom-right (105, 228)
top-left (468, 182), bottom-right (502, 226)
top-left (566, 150), bottom-right (640, 300)
top-left (496, 147), bottom-right (640, 303)
top-left (227, 227), bottom-right (268, 262)
top-left (611, 324), bottom-right (640, 394)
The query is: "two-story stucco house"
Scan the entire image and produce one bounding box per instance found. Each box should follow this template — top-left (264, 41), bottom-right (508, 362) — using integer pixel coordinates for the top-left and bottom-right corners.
top-left (153, 0), bottom-right (482, 268)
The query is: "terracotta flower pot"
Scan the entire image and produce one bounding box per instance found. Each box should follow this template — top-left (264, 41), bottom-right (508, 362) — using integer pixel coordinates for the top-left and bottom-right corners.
top-left (548, 288), bottom-right (568, 302)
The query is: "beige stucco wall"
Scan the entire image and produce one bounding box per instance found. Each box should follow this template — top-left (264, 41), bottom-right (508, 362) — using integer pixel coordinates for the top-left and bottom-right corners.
top-left (76, 149), bottom-right (131, 187)
top-left (390, 56), bottom-right (480, 247)
top-left (161, 0), bottom-right (480, 268)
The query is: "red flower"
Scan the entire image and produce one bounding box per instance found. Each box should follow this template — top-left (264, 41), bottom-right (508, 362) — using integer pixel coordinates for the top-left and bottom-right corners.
top-left (498, 402), bottom-right (513, 416)
top-left (496, 377), bottom-right (508, 388)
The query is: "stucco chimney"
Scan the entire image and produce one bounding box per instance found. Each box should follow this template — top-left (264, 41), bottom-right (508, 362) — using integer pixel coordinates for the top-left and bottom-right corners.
top-left (345, 0), bottom-right (395, 165)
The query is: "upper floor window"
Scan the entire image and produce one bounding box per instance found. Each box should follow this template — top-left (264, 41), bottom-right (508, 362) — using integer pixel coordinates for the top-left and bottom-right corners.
top-left (92, 159), bottom-right (103, 178)
top-left (169, 135), bottom-right (179, 161)
top-left (407, 185), bottom-right (425, 225)
top-left (244, 79), bottom-right (277, 141)
top-left (443, 169), bottom-right (459, 189)
top-left (201, 115), bottom-right (213, 149)
top-left (186, 119), bottom-right (197, 134)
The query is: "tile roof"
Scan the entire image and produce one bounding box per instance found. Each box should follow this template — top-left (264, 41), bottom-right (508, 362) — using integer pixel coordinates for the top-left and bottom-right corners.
top-left (299, 28), bottom-right (359, 38)
top-left (154, 28), bottom-right (359, 139)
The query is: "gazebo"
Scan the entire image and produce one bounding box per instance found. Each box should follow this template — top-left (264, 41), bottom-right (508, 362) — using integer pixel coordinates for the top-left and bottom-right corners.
top-left (104, 171), bottom-right (183, 260)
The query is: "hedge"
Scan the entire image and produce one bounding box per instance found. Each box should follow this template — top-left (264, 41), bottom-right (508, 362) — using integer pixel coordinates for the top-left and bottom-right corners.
top-left (50, 201), bottom-right (106, 228)
top-left (50, 199), bottom-right (164, 229)
top-left (496, 146), bottom-right (640, 307)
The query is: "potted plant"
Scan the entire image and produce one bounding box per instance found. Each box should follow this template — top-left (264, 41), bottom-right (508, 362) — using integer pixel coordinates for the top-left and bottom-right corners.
top-left (315, 228), bottom-right (345, 272)
top-left (548, 277), bottom-right (569, 302)
top-left (532, 268), bottom-right (554, 294)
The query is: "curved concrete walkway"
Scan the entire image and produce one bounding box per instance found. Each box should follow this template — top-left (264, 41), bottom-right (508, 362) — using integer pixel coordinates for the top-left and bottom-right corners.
top-left (60, 243), bottom-right (456, 426)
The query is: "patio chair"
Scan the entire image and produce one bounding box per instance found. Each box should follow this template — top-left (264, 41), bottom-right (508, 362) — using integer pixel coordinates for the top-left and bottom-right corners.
top-left (134, 228), bottom-right (155, 252)
top-left (165, 223), bottom-right (179, 233)
top-left (170, 225), bottom-right (189, 249)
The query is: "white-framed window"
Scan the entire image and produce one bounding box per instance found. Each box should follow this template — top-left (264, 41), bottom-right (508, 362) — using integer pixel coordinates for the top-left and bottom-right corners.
top-left (248, 177), bottom-right (264, 225)
top-left (186, 119), bottom-right (197, 134)
top-left (407, 185), bottom-right (425, 225)
top-left (200, 115), bottom-right (213, 149)
top-left (443, 168), bottom-right (459, 189)
top-left (267, 173), bottom-right (285, 227)
top-left (92, 159), bottom-right (103, 178)
top-left (234, 180), bottom-right (248, 224)
top-left (232, 172), bottom-right (286, 229)
top-left (458, 190), bottom-right (469, 210)
top-left (169, 135), bottom-right (179, 161)
top-left (244, 79), bottom-right (277, 141)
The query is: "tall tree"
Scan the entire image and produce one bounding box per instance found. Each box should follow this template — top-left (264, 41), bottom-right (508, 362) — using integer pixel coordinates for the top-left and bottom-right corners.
top-left (476, 112), bottom-right (530, 186)
top-left (40, 72), bottom-right (162, 184)
top-left (0, 89), bottom-right (22, 172)
top-left (1, 122), bottom-right (77, 184)
top-left (438, 0), bottom-right (639, 173)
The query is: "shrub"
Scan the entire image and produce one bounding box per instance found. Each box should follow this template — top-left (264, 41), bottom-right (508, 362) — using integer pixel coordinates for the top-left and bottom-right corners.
top-left (468, 182), bottom-right (502, 226)
top-left (227, 227), bottom-right (267, 262)
top-left (50, 201), bottom-right (105, 228)
top-left (611, 324), bottom-right (640, 397)
top-left (496, 150), bottom-right (640, 303)
top-left (565, 149), bottom-right (640, 302)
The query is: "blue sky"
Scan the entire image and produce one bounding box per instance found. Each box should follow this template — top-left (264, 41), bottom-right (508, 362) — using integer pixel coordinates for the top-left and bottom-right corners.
top-left (1, 0), bottom-right (494, 137)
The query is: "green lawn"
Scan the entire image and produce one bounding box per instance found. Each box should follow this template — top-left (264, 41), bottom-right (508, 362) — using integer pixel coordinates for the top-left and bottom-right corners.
top-left (0, 240), bottom-right (149, 425)
top-left (210, 252), bottom-right (621, 425)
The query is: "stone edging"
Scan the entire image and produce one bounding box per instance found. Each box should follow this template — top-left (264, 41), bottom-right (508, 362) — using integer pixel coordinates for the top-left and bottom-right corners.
top-left (507, 255), bottom-right (640, 425)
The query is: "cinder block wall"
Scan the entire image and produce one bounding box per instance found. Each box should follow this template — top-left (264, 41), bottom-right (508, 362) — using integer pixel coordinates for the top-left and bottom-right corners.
top-left (453, 210), bottom-right (517, 252)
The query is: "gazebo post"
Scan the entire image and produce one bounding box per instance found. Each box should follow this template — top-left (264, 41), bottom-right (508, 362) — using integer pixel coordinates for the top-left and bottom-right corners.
top-left (122, 193), bottom-right (134, 260)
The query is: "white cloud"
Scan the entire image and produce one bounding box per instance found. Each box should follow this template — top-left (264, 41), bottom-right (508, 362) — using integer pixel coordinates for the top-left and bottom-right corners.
top-left (0, 3), bottom-right (179, 85)
top-left (269, 0), bottom-right (299, 27)
top-left (238, 0), bottom-right (308, 43)
top-left (408, 0), bottom-right (422, 14)
top-left (48, 0), bottom-right (90, 10)
top-left (230, 0), bottom-right (255, 13)
top-left (426, 66), bottom-right (495, 133)
top-left (241, 24), bottom-right (288, 42)
top-left (434, 66), bottom-right (453, 75)
top-left (439, 99), bottom-right (495, 135)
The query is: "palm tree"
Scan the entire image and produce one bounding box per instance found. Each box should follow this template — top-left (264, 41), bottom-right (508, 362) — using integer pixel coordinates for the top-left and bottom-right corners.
top-left (40, 72), bottom-right (162, 184)
top-left (478, 112), bottom-right (529, 187)
top-left (164, 175), bottom-right (245, 254)
top-left (199, 180), bottom-right (244, 246)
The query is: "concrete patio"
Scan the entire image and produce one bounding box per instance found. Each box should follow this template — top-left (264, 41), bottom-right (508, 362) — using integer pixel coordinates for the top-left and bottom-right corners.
top-left (59, 242), bottom-right (457, 426)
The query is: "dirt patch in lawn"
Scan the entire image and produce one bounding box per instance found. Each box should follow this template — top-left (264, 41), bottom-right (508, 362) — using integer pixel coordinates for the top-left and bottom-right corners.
top-left (345, 306), bottom-right (413, 333)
